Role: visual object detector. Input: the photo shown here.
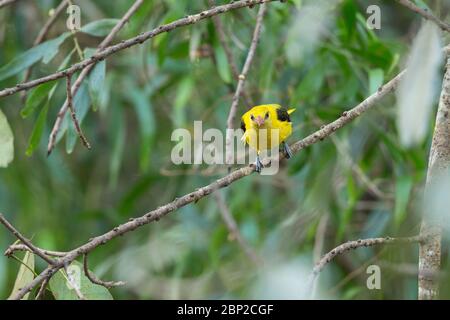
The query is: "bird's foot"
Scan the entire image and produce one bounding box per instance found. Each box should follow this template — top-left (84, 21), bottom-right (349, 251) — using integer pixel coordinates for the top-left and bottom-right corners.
top-left (254, 156), bottom-right (263, 173)
top-left (282, 142), bottom-right (292, 159)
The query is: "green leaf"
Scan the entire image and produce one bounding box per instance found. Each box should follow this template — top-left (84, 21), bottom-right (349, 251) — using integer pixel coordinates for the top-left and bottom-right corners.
top-left (126, 85), bottom-right (155, 173)
top-left (174, 77), bottom-right (194, 127)
top-left (109, 105), bottom-right (125, 188)
top-left (80, 19), bottom-right (120, 37)
top-left (21, 82), bottom-right (54, 119)
top-left (0, 109), bottom-right (14, 168)
top-left (25, 102), bottom-right (49, 157)
top-left (156, 32), bottom-right (169, 66)
top-left (8, 252), bottom-right (35, 300)
top-left (49, 260), bottom-right (113, 300)
top-left (293, 61), bottom-right (326, 103)
top-left (368, 68), bottom-right (384, 95)
top-left (64, 82), bottom-right (91, 154)
top-left (189, 28), bottom-right (202, 62)
top-left (214, 45), bottom-right (231, 84)
top-left (42, 33), bottom-right (71, 64)
top-left (394, 175), bottom-right (413, 226)
top-left (21, 49), bottom-right (73, 118)
top-left (89, 60), bottom-right (106, 111)
top-left (97, 73), bottom-right (113, 114)
top-left (0, 32), bottom-right (69, 81)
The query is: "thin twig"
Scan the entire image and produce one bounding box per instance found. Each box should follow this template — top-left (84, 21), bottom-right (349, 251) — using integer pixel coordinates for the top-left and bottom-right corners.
top-left (0, 0), bottom-right (277, 99)
top-left (209, 0), bottom-right (253, 107)
top-left (225, 3), bottom-right (266, 165)
top-left (214, 192), bottom-right (261, 265)
top-left (65, 75), bottom-right (91, 150)
top-left (9, 254), bottom-right (38, 276)
top-left (307, 235), bottom-right (423, 297)
top-left (33, 0), bottom-right (70, 46)
top-left (35, 278), bottom-right (49, 300)
top-left (47, 0), bottom-right (145, 154)
top-left (396, 0), bottom-right (450, 33)
top-left (8, 62), bottom-right (415, 300)
top-left (83, 254), bottom-right (125, 288)
top-left (5, 243), bottom-right (67, 257)
top-left (0, 213), bottom-right (56, 265)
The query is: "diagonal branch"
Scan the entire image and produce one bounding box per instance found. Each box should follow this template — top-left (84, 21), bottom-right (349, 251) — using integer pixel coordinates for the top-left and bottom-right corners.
top-left (0, 0), bottom-right (278, 99)
top-left (225, 3), bottom-right (266, 165)
top-left (65, 74), bottom-right (91, 149)
top-left (34, 278), bottom-right (49, 300)
top-left (47, 0), bottom-right (144, 155)
top-left (32, 0), bottom-right (70, 46)
top-left (307, 235), bottom-right (423, 298)
top-left (396, 0), bottom-right (450, 33)
top-left (0, 213), bottom-right (56, 265)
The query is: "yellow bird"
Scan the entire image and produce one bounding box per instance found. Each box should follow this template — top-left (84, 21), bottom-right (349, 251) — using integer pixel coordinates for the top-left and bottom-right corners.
top-left (240, 104), bottom-right (296, 172)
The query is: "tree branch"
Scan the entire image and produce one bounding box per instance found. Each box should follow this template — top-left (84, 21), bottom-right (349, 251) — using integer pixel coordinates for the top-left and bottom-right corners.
top-left (34, 278), bottom-right (49, 300)
top-left (83, 254), bottom-right (125, 288)
top-left (0, 0), bottom-right (278, 99)
top-left (418, 57), bottom-right (450, 300)
top-left (0, 213), bottom-right (56, 265)
top-left (5, 61), bottom-right (416, 299)
top-left (396, 0), bottom-right (450, 33)
top-left (308, 235), bottom-right (423, 297)
top-left (65, 74), bottom-right (91, 150)
top-left (5, 243), bottom-right (67, 257)
top-left (225, 3), bottom-right (266, 165)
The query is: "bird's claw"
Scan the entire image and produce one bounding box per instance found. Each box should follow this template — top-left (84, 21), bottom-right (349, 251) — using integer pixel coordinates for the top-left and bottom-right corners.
top-left (255, 156), bottom-right (263, 173)
top-left (282, 142), bottom-right (292, 159)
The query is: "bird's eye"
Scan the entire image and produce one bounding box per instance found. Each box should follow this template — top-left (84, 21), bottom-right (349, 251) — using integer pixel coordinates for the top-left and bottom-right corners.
top-left (250, 115), bottom-right (255, 120)
top-left (265, 112), bottom-right (269, 119)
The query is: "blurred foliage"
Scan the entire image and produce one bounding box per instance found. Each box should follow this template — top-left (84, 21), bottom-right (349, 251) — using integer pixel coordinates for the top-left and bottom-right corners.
top-left (0, 0), bottom-right (450, 299)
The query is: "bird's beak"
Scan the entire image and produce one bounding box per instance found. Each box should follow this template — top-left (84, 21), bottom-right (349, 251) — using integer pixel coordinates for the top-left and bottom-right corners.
top-left (254, 116), bottom-right (265, 127)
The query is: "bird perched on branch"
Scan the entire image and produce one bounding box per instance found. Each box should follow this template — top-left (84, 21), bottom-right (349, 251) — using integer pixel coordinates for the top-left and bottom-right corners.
top-left (240, 104), bottom-right (295, 173)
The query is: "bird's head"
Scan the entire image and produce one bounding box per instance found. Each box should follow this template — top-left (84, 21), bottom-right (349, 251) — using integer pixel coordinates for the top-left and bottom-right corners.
top-left (250, 109), bottom-right (271, 128)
